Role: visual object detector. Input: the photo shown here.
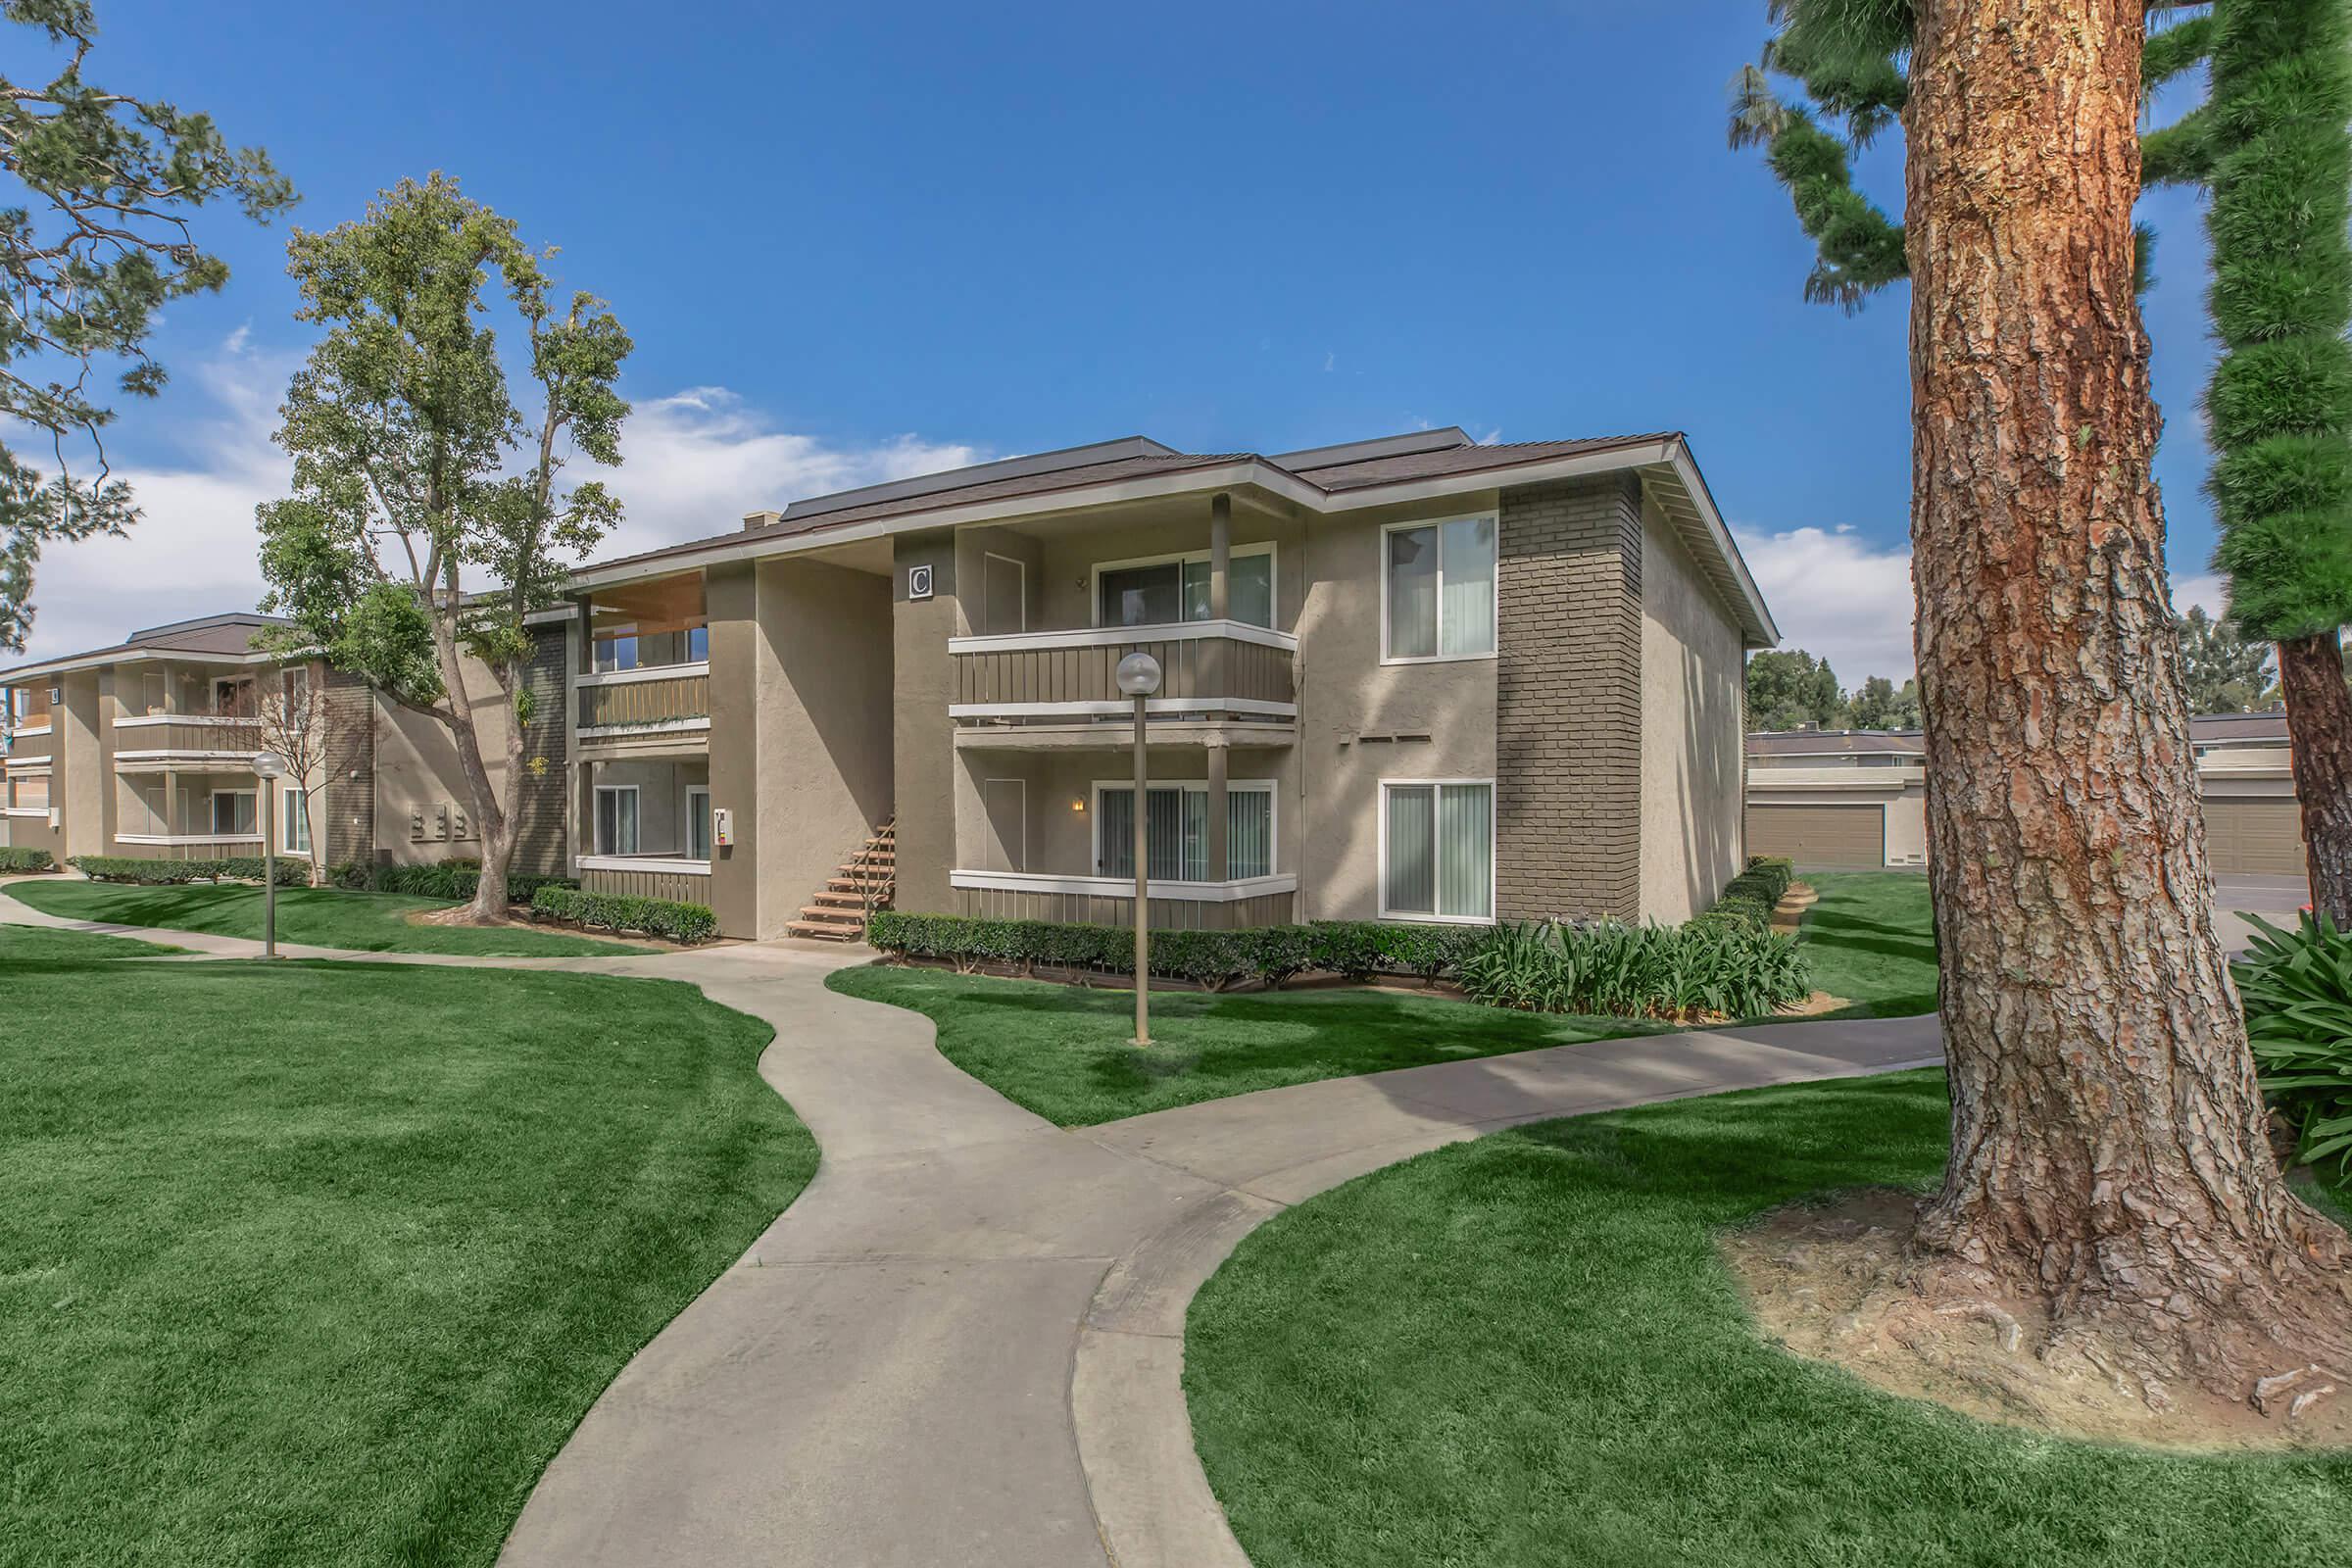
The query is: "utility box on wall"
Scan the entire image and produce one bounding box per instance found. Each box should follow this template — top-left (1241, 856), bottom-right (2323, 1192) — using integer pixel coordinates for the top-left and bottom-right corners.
top-left (712, 807), bottom-right (733, 849)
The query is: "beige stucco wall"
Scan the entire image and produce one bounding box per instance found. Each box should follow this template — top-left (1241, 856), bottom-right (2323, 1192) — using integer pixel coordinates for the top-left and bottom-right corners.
top-left (1637, 499), bottom-right (1746, 921)
top-left (1295, 497), bottom-right (1500, 921)
top-left (894, 531), bottom-right (961, 915)
top-left (370, 653), bottom-right (514, 863)
top-left (742, 556), bottom-right (893, 938)
top-left (60, 670), bottom-right (107, 858)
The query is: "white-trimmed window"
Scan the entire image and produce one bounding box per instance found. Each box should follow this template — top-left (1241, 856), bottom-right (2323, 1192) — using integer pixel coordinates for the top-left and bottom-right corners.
top-left (283, 787), bottom-right (313, 855)
top-left (593, 632), bottom-right (640, 673)
top-left (594, 785), bottom-right (641, 856)
top-left (1381, 780), bottom-right (1494, 922)
top-left (1383, 515), bottom-right (1497, 662)
top-left (686, 787), bottom-right (712, 860)
top-left (1094, 544), bottom-right (1275, 629)
top-left (211, 790), bottom-right (259, 837)
top-left (1095, 780), bottom-right (1275, 881)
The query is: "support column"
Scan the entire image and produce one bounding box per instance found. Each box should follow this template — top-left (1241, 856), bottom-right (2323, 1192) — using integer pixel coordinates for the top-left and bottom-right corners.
top-left (1205, 738), bottom-right (1229, 884)
top-left (1208, 492), bottom-right (1231, 619)
top-left (573, 759), bottom-right (596, 871)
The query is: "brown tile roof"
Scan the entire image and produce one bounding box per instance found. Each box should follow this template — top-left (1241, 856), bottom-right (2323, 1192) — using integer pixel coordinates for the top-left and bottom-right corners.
top-left (0, 612), bottom-right (288, 682)
top-left (1300, 434), bottom-right (1683, 492)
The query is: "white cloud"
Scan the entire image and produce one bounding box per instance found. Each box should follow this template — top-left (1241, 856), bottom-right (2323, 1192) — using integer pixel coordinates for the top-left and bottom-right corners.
top-left (1733, 525), bottom-right (2235, 685)
top-left (1734, 523), bottom-right (1917, 681)
top-left (13, 356), bottom-right (984, 665)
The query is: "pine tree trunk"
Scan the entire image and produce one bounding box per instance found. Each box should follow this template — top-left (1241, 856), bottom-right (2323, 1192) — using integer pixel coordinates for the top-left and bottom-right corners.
top-left (1905, 0), bottom-right (2351, 1403)
top-left (2278, 632), bottom-right (2352, 924)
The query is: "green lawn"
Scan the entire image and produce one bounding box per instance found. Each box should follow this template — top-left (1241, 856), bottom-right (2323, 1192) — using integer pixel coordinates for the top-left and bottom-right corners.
top-left (824, 967), bottom-right (1676, 1127)
top-left (0, 918), bottom-right (184, 963)
top-left (1798, 870), bottom-right (1938, 1017)
top-left (1186, 1071), bottom-right (2352, 1568)
top-left (1, 941), bottom-right (814, 1566)
top-left (7, 879), bottom-right (656, 957)
top-left (828, 872), bottom-right (1940, 1127)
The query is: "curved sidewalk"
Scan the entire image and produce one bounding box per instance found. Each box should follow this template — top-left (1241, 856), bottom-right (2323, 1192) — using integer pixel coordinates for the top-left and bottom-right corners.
top-left (0, 889), bottom-right (1941, 1565)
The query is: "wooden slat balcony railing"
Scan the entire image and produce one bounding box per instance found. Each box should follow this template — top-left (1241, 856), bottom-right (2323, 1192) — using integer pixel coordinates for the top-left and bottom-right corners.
top-left (112, 718), bottom-right (262, 760)
top-left (576, 663), bottom-right (711, 731)
top-left (947, 621), bottom-right (1297, 720)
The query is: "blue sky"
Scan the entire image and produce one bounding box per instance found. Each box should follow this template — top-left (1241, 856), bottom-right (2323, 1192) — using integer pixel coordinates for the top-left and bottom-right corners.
top-left (20, 0), bottom-right (2222, 674)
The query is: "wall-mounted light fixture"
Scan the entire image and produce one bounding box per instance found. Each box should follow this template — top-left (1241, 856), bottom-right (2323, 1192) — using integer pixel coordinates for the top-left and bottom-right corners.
top-left (1071, 798), bottom-right (1086, 812)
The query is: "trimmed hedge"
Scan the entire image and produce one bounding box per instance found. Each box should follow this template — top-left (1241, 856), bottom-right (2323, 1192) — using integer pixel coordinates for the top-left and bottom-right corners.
top-left (69, 854), bottom-right (310, 887)
top-left (531, 885), bottom-right (718, 945)
top-left (863, 911), bottom-right (1484, 992)
top-left (0, 847), bottom-right (56, 873)
top-left (1698, 855), bottom-right (1799, 932)
top-left (324, 858), bottom-right (576, 905)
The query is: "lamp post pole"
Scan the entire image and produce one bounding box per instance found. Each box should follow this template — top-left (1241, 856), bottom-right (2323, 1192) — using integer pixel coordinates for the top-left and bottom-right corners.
top-left (252, 752), bottom-right (289, 959)
top-left (1114, 652), bottom-right (1163, 1046)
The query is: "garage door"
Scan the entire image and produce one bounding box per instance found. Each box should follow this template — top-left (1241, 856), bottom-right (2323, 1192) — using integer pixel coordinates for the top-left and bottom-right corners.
top-left (2203, 800), bottom-right (2306, 877)
top-left (1746, 803), bottom-right (1886, 869)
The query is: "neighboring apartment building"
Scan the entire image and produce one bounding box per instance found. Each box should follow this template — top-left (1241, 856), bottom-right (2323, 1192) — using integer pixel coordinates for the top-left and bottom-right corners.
top-left (1744, 713), bottom-right (2303, 876)
top-left (560, 426), bottom-right (1776, 939)
top-left (0, 612), bottom-right (570, 875)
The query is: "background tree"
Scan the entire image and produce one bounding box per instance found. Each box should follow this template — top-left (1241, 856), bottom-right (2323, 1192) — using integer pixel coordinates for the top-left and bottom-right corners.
top-left (2175, 605), bottom-right (2275, 714)
top-left (1841, 673), bottom-right (1921, 731)
top-left (2201, 0), bottom-right (2352, 919)
top-left (247, 667), bottom-right (333, 887)
top-left (1744, 647), bottom-right (1843, 730)
top-left (257, 175), bottom-right (630, 924)
top-left (1742, 0), bottom-right (2352, 1411)
top-left (0, 0), bottom-right (294, 650)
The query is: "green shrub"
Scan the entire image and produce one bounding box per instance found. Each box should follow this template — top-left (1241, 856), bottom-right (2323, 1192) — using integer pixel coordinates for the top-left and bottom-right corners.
top-left (1457, 916), bottom-right (1810, 1021)
top-left (1700, 857), bottom-right (1799, 932)
top-left (860, 912), bottom-right (1484, 990)
top-left (531, 885), bottom-right (718, 944)
top-left (2234, 911), bottom-right (2352, 1174)
top-left (69, 855), bottom-right (308, 887)
top-left (326, 860), bottom-right (371, 890)
top-left (0, 847), bottom-right (56, 873)
top-left (368, 861), bottom-right (575, 904)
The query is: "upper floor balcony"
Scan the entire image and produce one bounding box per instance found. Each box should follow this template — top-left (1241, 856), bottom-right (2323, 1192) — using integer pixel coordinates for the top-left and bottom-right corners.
top-left (575, 570), bottom-right (711, 746)
top-left (948, 620), bottom-right (1297, 743)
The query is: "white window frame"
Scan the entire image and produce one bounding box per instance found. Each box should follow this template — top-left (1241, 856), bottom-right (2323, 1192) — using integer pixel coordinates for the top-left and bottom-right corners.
top-left (283, 785), bottom-right (313, 855)
top-left (210, 788), bottom-right (259, 839)
top-left (213, 675), bottom-right (257, 716)
top-left (1377, 777), bottom-right (1497, 925)
top-left (1089, 542), bottom-right (1278, 630)
top-left (1380, 514), bottom-right (1499, 665)
top-left (594, 784), bottom-right (642, 856)
top-left (684, 786), bottom-right (712, 862)
top-left (982, 552), bottom-right (1028, 635)
top-left (1090, 777), bottom-right (1277, 881)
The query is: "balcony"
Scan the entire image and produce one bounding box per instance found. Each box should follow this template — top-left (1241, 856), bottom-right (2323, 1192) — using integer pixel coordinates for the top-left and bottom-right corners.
top-left (947, 621), bottom-right (1297, 745)
top-left (575, 662), bottom-right (711, 739)
top-left (112, 712), bottom-right (259, 771)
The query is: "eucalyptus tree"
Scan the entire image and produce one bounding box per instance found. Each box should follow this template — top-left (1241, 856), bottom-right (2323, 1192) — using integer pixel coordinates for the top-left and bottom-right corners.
top-left (0, 0), bottom-right (294, 649)
top-left (1733, 0), bottom-right (2352, 1411)
top-left (257, 175), bottom-right (631, 924)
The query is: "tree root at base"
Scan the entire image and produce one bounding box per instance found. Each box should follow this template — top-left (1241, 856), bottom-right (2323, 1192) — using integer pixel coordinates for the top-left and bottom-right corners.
top-left (1724, 1189), bottom-right (2352, 1451)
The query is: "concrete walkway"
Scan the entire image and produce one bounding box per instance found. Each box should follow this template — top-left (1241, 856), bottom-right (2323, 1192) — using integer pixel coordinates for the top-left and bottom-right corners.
top-left (1, 884), bottom-right (1941, 1566)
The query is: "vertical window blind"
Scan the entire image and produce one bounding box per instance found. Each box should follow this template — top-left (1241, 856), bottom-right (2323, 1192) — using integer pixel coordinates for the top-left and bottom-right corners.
top-left (1385, 516), bottom-right (1496, 659)
top-left (1384, 782), bottom-right (1493, 919)
top-left (1099, 785), bottom-right (1274, 881)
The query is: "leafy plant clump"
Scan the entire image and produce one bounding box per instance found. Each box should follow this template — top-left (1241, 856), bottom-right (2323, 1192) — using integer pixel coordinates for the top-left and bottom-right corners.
top-left (0, 847), bottom-right (56, 873)
top-left (1701, 856), bottom-right (1797, 932)
top-left (1457, 916), bottom-right (1810, 1022)
top-left (2234, 911), bottom-right (2352, 1174)
top-left (69, 855), bottom-right (309, 887)
top-left (530, 886), bottom-right (717, 945)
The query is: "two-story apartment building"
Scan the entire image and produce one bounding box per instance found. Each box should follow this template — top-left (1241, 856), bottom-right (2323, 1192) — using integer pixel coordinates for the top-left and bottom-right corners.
top-left (0, 612), bottom-right (571, 875)
top-left (561, 425), bottom-right (1775, 939)
top-left (1744, 712), bottom-right (2305, 877)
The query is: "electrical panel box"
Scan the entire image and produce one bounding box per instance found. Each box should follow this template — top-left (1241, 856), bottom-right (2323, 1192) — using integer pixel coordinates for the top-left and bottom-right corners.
top-left (410, 807), bottom-right (426, 842)
top-left (712, 807), bottom-right (733, 849)
top-left (433, 804), bottom-right (450, 842)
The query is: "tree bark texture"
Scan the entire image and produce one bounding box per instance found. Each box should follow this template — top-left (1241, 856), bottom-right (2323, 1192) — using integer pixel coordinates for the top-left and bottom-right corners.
top-left (2278, 631), bottom-right (2352, 925)
top-left (1905, 0), bottom-right (2351, 1401)
top-left (427, 606), bottom-right (515, 926)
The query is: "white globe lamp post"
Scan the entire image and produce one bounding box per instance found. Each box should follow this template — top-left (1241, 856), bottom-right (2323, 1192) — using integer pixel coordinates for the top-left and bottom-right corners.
top-left (1114, 652), bottom-right (1163, 1045)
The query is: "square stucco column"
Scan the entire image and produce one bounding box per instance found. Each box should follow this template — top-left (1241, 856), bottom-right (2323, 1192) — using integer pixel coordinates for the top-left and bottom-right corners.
top-left (1495, 473), bottom-right (1643, 919)
top-left (707, 562), bottom-right (761, 938)
top-left (893, 530), bottom-right (960, 915)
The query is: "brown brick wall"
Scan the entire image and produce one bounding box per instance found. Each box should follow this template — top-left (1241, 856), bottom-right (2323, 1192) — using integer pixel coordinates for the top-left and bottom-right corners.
top-left (509, 622), bottom-right (570, 878)
top-left (323, 667), bottom-right (375, 866)
top-left (1495, 473), bottom-right (1643, 919)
